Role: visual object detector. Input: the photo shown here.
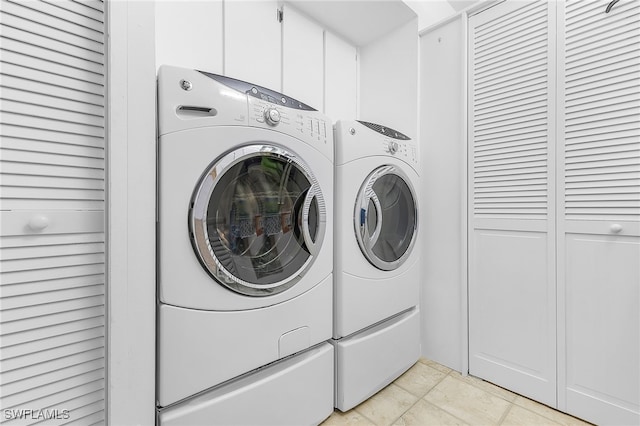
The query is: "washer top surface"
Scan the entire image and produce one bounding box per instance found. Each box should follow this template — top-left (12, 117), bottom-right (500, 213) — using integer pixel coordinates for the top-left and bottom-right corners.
top-left (334, 120), bottom-right (418, 171)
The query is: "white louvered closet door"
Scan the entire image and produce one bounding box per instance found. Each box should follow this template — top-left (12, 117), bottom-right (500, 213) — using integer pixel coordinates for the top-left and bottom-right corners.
top-left (468, 0), bottom-right (557, 406)
top-left (0, 1), bottom-right (106, 425)
top-left (557, 1), bottom-right (640, 424)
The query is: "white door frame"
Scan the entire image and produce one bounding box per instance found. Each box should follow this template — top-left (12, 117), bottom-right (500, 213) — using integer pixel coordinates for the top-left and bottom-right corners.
top-left (106, 1), bottom-right (156, 424)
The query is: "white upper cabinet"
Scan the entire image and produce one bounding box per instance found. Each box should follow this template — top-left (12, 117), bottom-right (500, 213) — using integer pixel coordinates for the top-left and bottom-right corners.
top-left (155, 1), bottom-right (223, 72)
top-left (325, 32), bottom-right (357, 121)
top-left (282, 5), bottom-right (324, 110)
top-left (224, 0), bottom-right (281, 91)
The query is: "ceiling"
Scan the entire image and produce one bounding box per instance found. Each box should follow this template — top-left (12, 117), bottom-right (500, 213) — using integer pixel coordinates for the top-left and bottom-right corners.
top-left (446, 0), bottom-right (480, 12)
top-left (286, 1), bottom-right (418, 46)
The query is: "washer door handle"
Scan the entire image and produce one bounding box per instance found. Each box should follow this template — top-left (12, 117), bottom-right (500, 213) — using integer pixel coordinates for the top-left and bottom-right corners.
top-left (360, 191), bottom-right (383, 248)
top-left (301, 185), bottom-right (324, 257)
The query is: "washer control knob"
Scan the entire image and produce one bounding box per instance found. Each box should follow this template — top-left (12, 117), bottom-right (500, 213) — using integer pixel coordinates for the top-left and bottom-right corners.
top-left (388, 141), bottom-right (399, 155)
top-left (264, 108), bottom-right (281, 126)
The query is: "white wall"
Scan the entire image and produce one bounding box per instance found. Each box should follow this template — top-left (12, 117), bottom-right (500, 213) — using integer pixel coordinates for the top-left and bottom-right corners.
top-left (155, 1), bottom-right (223, 72)
top-left (359, 18), bottom-right (419, 139)
top-left (419, 16), bottom-right (465, 372)
top-left (404, 0), bottom-right (456, 31)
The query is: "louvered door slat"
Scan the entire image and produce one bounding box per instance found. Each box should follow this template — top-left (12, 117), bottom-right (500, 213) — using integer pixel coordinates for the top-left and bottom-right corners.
top-left (2, 354), bottom-right (104, 398)
top-left (3, 0), bottom-right (104, 34)
top-left (1, 125), bottom-right (104, 149)
top-left (1, 176), bottom-right (103, 195)
top-left (474, 1), bottom-right (544, 45)
top-left (74, 0), bottom-right (105, 13)
top-left (1, 112), bottom-right (104, 138)
top-left (0, 315), bottom-right (104, 349)
top-left (40, 0), bottom-right (104, 23)
top-left (568, 29), bottom-right (637, 60)
top-left (0, 0), bottom-right (105, 422)
top-left (0, 38), bottom-right (103, 76)
top-left (566, 95), bottom-right (639, 115)
top-left (1, 368), bottom-right (104, 409)
top-left (476, 24), bottom-right (547, 62)
top-left (1, 137), bottom-right (105, 159)
top-left (0, 347), bottom-right (104, 385)
top-left (1, 88), bottom-right (105, 118)
top-left (65, 404), bottom-right (105, 426)
top-left (2, 379), bottom-right (104, 415)
top-left (2, 99), bottom-right (104, 128)
top-left (0, 50), bottom-right (104, 87)
top-left (0, 1), bottom-right (104, 44)
top-left (38, 391), bottom-right (105, 423)
top-left (0, 11), bottom-right (103, 54)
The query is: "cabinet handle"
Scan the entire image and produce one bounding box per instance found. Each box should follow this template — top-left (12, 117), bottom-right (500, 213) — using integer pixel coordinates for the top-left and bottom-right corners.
top-left (606, 0), bottom-right (620, 13)
top-left (610, 223), bottom-right (623, 233)
top-left (28, 214), bottom-right (49, 231)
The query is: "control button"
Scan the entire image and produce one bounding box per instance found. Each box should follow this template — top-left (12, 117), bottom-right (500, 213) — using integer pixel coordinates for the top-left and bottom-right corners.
top-left (281, 97), bottom-right (287, 104)
top-left (388, 141), bottom-right (399, 155)
top-left (180, 79), bottom-right (192, 91)
top-left (264, 108), bottom-right (281, 126)
top-left (251, 87), bottom-right (258, 95)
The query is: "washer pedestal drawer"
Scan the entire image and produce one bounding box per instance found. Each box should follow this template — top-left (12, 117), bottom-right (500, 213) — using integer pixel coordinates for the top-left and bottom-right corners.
top-left (157, 343), bottom-right (334, 426)
top-left (332, 307), bottom-right (420, 412)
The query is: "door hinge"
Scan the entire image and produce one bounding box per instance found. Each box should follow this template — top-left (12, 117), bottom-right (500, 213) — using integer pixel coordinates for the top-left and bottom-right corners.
top-left (277, 8), bottom-right (283, 22)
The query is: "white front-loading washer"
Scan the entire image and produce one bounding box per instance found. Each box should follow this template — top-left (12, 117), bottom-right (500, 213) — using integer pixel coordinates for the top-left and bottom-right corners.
top-left (332, 120), bottom-right (421, 411)
top-left (156, 66), bottom-right (333, 424)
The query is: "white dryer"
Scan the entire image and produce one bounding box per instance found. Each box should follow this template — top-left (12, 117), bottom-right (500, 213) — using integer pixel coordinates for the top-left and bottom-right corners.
top-left (333, 120), bottom-right (421, 411)
top-left (156, 66), bottom-right (333, 424)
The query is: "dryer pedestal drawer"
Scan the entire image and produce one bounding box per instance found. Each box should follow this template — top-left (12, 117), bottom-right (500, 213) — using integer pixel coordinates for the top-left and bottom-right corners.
top-left (157, 343), bottom-right (334, 426)
top-left (332, 307), bottom-right (420, 412)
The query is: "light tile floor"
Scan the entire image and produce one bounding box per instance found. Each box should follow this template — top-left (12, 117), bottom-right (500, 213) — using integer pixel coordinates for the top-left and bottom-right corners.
top-left (321, 358), bottom-right (593, 426)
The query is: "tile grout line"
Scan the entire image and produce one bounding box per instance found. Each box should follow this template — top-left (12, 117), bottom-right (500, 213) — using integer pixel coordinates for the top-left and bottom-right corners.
top-left (420, 373), bottom-right (477, 426)
top-left (424, 369), bottom-right (515, 425)
top-left (388, 368), bottom-right (459, 426)
top-left (497, 402), bottom-right (514, 425)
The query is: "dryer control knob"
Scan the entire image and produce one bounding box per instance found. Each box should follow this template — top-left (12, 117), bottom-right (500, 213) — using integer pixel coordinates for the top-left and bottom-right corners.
top-left (264, 108), bottom-right (281, 126)
top-left (388, 141), bottom-right (399, 155)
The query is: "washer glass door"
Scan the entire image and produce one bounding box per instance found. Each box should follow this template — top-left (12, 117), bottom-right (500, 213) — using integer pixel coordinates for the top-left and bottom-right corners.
top-left (190, 145), bottom-right (325, 296)
top-left (355, 165), bottom-right (417, 271)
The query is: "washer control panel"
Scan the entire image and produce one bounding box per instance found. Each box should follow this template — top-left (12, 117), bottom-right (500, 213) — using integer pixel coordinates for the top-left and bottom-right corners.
top-left (248, 97), bottom-right (329, 151)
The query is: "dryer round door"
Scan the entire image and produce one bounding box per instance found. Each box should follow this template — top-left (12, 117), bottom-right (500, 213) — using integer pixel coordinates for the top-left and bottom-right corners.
top-left (190, 144), bottom-right (326, 296)
top-left (355, 165), bottom-right (418, 271)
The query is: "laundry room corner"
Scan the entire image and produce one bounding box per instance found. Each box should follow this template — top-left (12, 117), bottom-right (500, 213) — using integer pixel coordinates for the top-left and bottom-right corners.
top-left (106, 1), bottom-right (156, 425)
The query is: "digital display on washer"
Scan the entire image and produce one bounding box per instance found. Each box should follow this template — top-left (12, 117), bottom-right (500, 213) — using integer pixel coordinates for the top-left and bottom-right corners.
top-left (198, 70), bottom-right (317, 111)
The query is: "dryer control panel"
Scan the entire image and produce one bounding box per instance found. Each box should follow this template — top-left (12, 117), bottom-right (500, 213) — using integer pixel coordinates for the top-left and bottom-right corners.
top-left (379, 138), bottom-right (418, 167)
top-left (334, 120), bottom-right (419, 172)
